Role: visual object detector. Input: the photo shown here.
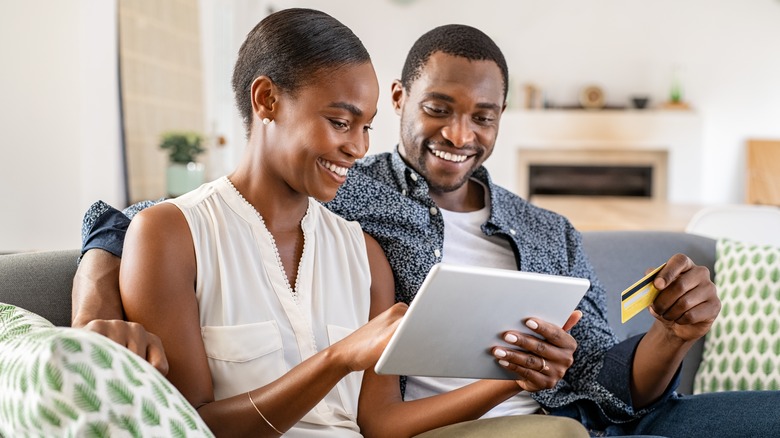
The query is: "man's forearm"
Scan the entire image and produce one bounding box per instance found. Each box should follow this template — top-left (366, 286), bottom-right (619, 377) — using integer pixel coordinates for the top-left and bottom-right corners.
top-left (71, 248), bottom-right (124, 327)
top-left (630, 321), bottom-right (692, 407)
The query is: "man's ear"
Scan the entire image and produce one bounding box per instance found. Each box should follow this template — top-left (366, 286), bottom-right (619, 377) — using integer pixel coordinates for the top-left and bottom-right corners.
top-left (250, 76), bottom-right (276, 121)
top-left (390, 79), bottom-right (405, 115)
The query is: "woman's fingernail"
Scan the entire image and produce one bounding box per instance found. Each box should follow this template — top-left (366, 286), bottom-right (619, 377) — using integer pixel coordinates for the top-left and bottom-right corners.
top-left (526, 320), bottom-right (539, 330)
top-left (504, 333), bottom-right (518, 343)
top-left (498, 359), bottom-right (509, 367)
top-left (494, 348), bottom-right (507, 358)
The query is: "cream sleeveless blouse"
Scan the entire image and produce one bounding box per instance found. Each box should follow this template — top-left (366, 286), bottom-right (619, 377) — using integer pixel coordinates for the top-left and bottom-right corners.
top-left (167, 176), bottom-right (371, 437)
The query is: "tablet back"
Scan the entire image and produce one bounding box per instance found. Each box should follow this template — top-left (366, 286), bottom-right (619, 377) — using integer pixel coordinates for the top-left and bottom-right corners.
top-left (374, 263), bottom-right (590, 380)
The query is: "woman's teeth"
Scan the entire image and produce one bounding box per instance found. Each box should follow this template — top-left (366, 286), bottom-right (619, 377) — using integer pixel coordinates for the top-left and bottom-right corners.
top-left (432, 149), bottom-right (467, 163)
top-left (320, 159), bottom-right (348, 176)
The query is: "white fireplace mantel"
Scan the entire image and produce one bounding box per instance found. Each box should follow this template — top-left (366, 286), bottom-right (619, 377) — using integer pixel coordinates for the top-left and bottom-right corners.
top-left (487, 109), bottom-right (703, 203)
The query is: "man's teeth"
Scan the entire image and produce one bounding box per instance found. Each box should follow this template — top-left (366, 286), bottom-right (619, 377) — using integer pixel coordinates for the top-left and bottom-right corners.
top-left (432, 149), bottom-right (467, 163)
top-left (320, 159), bottom-right (348, 176)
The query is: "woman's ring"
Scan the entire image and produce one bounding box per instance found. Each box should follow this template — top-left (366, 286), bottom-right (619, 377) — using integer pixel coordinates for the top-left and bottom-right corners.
top-left (540, 358), bottom-right (548, 372)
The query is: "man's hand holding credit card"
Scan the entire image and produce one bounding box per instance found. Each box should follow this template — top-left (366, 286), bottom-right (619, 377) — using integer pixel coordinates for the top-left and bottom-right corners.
top-left (621, 263), bottom-right (666, 323)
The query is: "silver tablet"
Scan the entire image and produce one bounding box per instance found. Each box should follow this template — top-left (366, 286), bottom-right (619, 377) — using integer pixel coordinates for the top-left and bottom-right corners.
top-left (374, 263), bottom-right (590, 380)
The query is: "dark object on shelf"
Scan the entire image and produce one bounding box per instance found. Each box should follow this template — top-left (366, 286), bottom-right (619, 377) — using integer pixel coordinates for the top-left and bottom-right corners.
top-left (632, 96), bottom-right (650, 109)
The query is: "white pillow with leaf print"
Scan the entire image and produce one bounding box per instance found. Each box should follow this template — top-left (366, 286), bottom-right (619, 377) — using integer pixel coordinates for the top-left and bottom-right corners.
top-left (693, 239), bottom-right (780, 393)
top-left (0, 303), bottom-right (214, 437)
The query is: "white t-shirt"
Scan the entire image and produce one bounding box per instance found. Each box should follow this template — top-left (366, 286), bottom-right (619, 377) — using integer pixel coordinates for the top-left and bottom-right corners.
top-left (168, 176), bottom-right (370, 437)
top-left (404, 181), bottom-right (540, 418)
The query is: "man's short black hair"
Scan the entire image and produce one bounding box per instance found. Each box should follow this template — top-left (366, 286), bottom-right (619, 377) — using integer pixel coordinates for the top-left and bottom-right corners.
top-left (400, 24), bottom-right (508, 102)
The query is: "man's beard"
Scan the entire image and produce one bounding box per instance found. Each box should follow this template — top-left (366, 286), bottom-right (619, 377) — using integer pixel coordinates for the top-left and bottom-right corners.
top-left (416, 138), bottom-right (477, 194)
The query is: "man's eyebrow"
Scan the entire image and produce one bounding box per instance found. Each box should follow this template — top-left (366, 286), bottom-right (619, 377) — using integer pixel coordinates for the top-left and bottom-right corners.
top-left (424, 92), bottom-right (455, 103)
top-left (423, 92), bottom-right (502, 112)
top-left (475, 102), bottom-right (502, 112)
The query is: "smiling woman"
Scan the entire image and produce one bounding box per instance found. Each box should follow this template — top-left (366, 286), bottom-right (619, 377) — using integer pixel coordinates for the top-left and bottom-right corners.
top-left (95, 8), bottom-right (404, 437)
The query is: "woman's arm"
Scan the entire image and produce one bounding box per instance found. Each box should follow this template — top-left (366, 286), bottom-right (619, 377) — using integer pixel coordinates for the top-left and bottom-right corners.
top-left (121, 206), bottom-right (404, 436)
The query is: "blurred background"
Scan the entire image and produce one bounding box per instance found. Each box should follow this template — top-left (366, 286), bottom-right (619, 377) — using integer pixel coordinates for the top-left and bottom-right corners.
top-left (2, 0), bottom-right (780, 252)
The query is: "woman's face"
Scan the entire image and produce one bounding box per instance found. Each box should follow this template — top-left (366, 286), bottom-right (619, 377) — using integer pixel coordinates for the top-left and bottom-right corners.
top-left (268, 62), bottom-right (379, 202)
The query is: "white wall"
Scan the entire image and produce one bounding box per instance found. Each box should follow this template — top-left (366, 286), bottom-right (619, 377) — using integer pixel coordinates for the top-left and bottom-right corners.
top-left (0, 0), bottom-right (122, 252)
top-left (281, 0), bottom-right (780, 204)
top-left (3, 0), bottom-right (779, 250)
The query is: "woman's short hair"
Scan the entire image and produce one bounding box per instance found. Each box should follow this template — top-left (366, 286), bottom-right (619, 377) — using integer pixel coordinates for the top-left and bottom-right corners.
top-left (231, 8), bottom-right (371, 134)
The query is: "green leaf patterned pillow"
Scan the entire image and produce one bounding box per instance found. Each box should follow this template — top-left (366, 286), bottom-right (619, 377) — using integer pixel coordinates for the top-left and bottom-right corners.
top-left (0, 303), bottom-right (214, 437)
top-left (693, 239), bottom-right (780, 393)
top-left (0, 302), bottom-right (56, 342)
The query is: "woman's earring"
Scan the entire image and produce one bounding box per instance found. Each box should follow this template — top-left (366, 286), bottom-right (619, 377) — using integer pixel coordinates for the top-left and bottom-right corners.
top-left (262, 117), bottom-right (271, 125)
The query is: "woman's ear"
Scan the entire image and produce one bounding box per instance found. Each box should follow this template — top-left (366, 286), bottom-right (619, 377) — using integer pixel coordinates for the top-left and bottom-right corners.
top-left (250, 76), bottom-right (276, 121)
top-left (390, 79), bottom-right (404, 115)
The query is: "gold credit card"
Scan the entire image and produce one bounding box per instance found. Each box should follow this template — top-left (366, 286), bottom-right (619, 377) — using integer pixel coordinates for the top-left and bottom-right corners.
top-left (621, 263), bottom-right (666, 323)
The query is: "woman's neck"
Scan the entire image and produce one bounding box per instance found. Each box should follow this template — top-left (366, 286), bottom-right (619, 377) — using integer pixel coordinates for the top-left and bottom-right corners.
top-left (229, 161), bottom-right (309, 233)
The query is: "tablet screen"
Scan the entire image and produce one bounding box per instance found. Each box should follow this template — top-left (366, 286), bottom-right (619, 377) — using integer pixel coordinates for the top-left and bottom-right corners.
top-left (374, 263), bottom-right (590, 380)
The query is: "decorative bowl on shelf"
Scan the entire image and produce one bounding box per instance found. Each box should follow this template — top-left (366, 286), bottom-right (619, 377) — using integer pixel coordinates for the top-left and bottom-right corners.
top-left (579, 85), bottom-right (605, 110)
top-left (631, 96), bottom-right (650, 109)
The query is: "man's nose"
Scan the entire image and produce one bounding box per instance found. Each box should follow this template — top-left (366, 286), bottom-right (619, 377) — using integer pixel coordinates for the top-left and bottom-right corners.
top-left (441, 116), bottom-right (476, 148)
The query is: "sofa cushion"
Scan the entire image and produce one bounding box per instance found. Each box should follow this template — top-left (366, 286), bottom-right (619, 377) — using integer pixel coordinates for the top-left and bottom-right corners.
top-left (693, 239), bottom-right (780, 393)
top-left (0, 250), bottom-right (80, 327)
top-left (0, 303), bottom-right (214, 437)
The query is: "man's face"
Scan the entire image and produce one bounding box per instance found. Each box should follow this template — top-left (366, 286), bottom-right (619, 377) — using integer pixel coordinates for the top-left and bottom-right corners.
top-left (393, 52), bottom-right (505, 195)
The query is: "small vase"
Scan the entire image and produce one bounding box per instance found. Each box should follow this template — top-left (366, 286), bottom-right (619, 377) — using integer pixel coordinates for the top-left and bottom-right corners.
top-left (166, 162), bottom-right (205, 197)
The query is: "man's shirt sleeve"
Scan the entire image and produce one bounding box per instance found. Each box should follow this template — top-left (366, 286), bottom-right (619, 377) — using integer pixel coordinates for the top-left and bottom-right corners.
top-left (80, 199), bottom-right (165, 259)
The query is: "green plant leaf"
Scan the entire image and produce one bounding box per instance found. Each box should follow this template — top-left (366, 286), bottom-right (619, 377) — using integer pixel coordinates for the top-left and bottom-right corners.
top-left (45, 362), bottom-right (64, 392)
top-left (159, 131), bottom-right (205, 164)
top-left (53, 398), bottom-right (79, 421)
top-left (107, 379), bottom-right (134, 405)
top-left (85, 421), bottom-right (110, 438)
top-left (175, 403), bottom-right (198, 430)
top-left (122, 361), bottom-right (142, 387)
top-left (74, 383), bottom-right (101, 412)
top-left (60, 338), bottom-right (83, 353)
top-left (65, 362), bottom-right (97, 389)
top-left (112, 412), bottom-right (142, 438)
top-left (151, 380), bottom-right (170, 408)
top-left (38, 404), bottom-right (61, 427)
top-left (141, 398), bottom-right (161, 426)
top-left (170, 418), bottom-right (187, 438)
top-left (90, 344), bottom-right (113, 369)
top-left (30, 357), bottom-right (41, 389)
top-left (157, 376), bottom-right (174, 394)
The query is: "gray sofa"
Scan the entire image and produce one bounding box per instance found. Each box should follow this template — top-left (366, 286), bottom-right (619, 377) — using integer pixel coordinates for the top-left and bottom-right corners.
top-left (0, 231), bottom-right (716, 394)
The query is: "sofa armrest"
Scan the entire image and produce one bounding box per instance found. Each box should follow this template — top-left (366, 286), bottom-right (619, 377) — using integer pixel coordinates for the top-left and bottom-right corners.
top-left (0, 250), bottom-right (80, 327)
top-left (581, 231), bottom-right (716, 394)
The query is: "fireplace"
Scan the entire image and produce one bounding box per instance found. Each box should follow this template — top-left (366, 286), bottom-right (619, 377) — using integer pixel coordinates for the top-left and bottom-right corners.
top-left (528, 164), bottom-right (654, 198)
top-left (517, 149), bottom-right (668, 201)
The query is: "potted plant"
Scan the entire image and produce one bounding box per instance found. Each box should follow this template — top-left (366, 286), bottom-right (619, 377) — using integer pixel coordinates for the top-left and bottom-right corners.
top-left (159, 131), bottom-right (206, 196)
